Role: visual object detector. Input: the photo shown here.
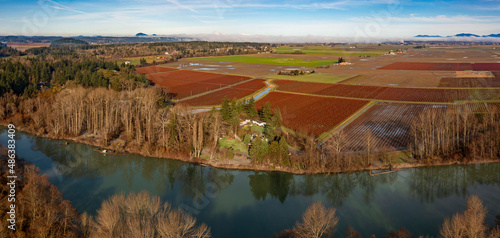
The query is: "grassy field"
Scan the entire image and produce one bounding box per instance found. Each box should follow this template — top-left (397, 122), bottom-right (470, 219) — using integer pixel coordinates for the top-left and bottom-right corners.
top-left (198, 55), bottom-right (338, 67)
top-left (274, 46), bottom-right (386, 57)
top-left (267, 73), bottom-right (356, 83)
top-left (218, 137), bottom-right (247, 153)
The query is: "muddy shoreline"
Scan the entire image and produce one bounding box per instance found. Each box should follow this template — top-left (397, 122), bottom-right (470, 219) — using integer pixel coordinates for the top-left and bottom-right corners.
top-left (3, 123), bottom-right (499, 175)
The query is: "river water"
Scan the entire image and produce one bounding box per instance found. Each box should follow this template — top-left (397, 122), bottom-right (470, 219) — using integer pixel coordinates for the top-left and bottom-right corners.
top-left (1, 128), bottom-right (499, 237)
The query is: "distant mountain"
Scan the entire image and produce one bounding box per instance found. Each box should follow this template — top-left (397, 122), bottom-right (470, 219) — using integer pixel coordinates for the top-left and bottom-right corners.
top-left (136, 33), bottom-right (148, 37)
top-left (415, 35), bottom-right (442, 38)
top-left (0, 35), bottom-right (197, 44)
top-left (454, 33), bottom-right (481, 37)
top-left (415, 33), bottom-right (500, 38)
top-left (483, 34), bottom-right (500, 38)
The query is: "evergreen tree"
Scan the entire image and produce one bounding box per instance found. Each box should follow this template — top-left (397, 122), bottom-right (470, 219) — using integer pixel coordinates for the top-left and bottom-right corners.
top-left (272, 107), bottom-right (282, 127)
top-left (220, 97), bottom-right (231, 121)
top-left (279, 137), bottom-right (291, 166)
top-left (268, 141), bottom-right (280, 164)
top-left (259, 102), bottom-right (273, 123)
top-left (244, 98), bottom-right (258, 117)
top-left (249, 136), bottom-right (268, 164)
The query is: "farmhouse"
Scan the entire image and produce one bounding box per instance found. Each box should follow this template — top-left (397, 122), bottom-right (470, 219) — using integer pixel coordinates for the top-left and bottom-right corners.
top-left (240, 119), bottom-right (266, 127)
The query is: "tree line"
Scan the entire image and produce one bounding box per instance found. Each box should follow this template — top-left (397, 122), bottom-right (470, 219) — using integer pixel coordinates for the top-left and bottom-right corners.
top-left (0, 56), bottom-right (147, 97)
top-left (24, 41), bottom-right (271, 59)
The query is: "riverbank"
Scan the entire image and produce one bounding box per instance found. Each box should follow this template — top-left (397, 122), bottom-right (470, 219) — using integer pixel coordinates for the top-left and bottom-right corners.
top-left (3, 122), bottom-right (499, 175)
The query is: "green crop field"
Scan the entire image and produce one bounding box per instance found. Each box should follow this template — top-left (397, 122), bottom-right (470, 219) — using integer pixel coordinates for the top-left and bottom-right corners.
top-left (198, 55), bottom-right (338, 67)
top-left (274, 46), bottom-right (386, 57)
top-left (267, 73), bottom-right (356, 84)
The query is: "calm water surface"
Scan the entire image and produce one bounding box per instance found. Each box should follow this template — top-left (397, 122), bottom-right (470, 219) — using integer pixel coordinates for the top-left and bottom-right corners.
top-left (1, 128), bottom-right (499, 237)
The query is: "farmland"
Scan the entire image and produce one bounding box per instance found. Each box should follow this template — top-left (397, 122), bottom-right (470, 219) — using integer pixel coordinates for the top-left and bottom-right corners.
top-left (181, 79), bottom-right (266, 106)
top-left (137, 45), bottom-right (500, 148)
top-left (6, 43), bottom-right (51, 51)
top-left (340, 103), bottom-right (446, 151)
top-left (143, 68), bottom-right (252, 99)
top-left (255, 92), bottom-right (369, 137)
top-left (274, 80), bottom-right (500, 102)
top-left (135, 66), bottom-right (178, 74)
top-left (438, 71), bottom-right (500, 87)
top-left (274, 45), bottom-right (387, 57)
top-left (379, 62), bottom-right (500, 71)
top-left (197, 55), bottom-right (338, 67)
top-left (266, 73), bottom-right (357, 83)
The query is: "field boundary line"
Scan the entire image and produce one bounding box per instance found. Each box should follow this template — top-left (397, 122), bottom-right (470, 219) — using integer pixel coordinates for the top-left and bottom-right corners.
top-left (274, 90), bottom-right (499, 104)
top-left (316, 101), bottom-right (377, 143)
top-left (145, 65), bottom-right (255, 78)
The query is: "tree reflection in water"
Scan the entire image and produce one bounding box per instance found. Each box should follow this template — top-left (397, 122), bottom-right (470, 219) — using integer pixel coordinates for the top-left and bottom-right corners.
top-left (408, 163), bottom-right (500, 203)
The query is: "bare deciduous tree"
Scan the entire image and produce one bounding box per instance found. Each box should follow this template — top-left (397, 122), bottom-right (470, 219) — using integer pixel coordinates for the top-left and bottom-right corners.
top-left (293, 202), bottom-right (339, 238)
top-left (440, 195), bottom-right (487, 238)
top-left (90, 191), bottom-right (211, 238)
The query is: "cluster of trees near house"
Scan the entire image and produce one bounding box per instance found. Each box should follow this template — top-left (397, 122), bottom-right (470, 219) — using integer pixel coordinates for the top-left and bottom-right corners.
top-left (277, 70), bottom-right (314, 76)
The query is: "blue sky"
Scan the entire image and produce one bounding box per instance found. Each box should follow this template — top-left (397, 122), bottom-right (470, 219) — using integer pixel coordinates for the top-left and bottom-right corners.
top-left (1, 0), bottom-right (500, 40)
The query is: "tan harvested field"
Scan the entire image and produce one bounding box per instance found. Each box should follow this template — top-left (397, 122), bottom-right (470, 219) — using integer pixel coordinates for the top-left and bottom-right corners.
top-left (456, 71), bottom-right (494, 78)
top-left (6, 43), bottom-right (50, 51)
top-left (160, 59), bottom-right (305, 77)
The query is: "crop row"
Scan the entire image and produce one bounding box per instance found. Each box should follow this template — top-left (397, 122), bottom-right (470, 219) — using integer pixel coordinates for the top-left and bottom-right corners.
top-left (340, 103), bottom-right (447, 151)
top-left (274, 80), bottom-right (500, 102)
top-left (379, 62), bottom-right (500, 71)
top-left (145, 70), bottom-right (251, 99)
top-left (438, 71), bottom-right (500, 87)
top-left (254, 92), bottom-right (369, 137)
top-left (181, 79), bottom-right (266, 106)
top-left (340, 102), bottom-right (496, 152)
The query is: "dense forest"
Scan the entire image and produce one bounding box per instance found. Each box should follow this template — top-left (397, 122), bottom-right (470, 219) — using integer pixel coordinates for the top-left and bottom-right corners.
top-left (24, 40), bottom-right (271, 59)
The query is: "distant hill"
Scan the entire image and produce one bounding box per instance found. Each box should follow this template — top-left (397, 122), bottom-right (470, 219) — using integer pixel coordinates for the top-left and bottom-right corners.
top-left (454, 33), bottom-right (481, 37)
top-left (483, 34), bottom-right (500, 38)
top-left (415, 35), bottom-right (442, 38)
top-left (50, 38), bottom-right (89, 47)
top-left (415, 33), bottom-right (500, 38)
top-left (136, 33), bottom-right (148, 37)
top-left (0, 35), bottom-right (197, 44)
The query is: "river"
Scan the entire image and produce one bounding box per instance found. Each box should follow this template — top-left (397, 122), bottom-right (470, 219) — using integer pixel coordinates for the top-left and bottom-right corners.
top-left (1, 128), bottom-right (499, 237)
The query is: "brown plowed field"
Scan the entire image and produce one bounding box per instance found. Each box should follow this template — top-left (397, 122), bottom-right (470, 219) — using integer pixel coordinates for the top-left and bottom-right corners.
top-left (181, 79), bottom-right (266, 106)
top-left (379, 62), bottom-right (500, 71)
top-left (438, 72), bottom-right (500, 87)
top-left (145, 70), bottom-right (251, 99)
top-left (135, 66), bottom-right (178, 74)
top-left (255, 92), bottom-right (369, 137)
top-left (275, 80), bottom-right (500, 102)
